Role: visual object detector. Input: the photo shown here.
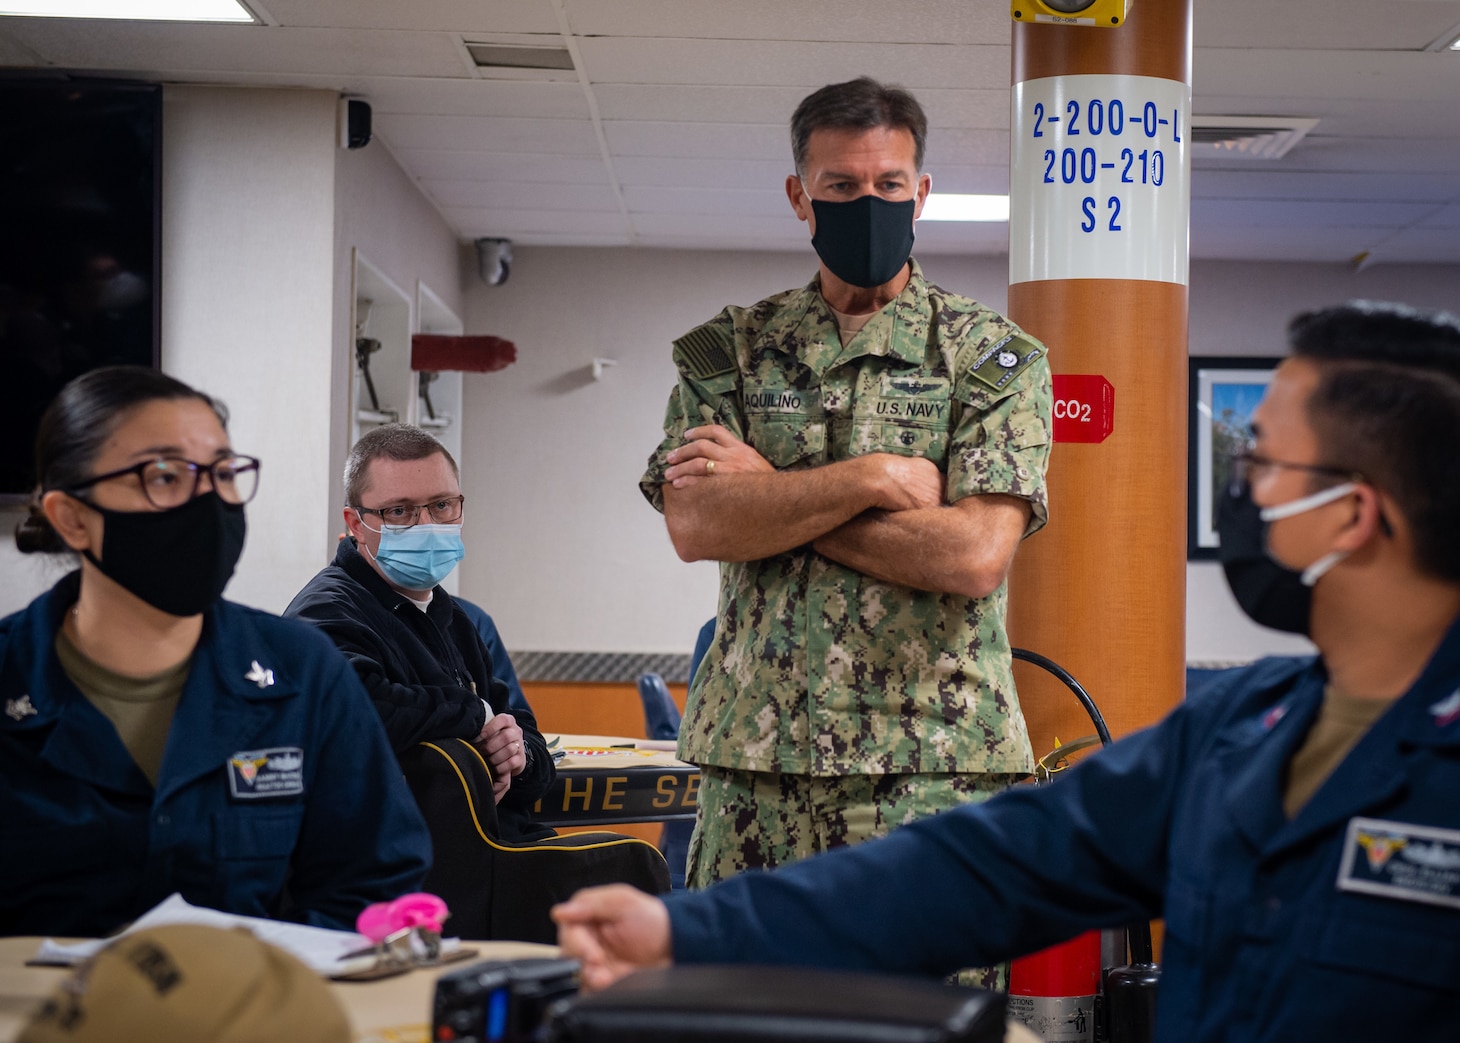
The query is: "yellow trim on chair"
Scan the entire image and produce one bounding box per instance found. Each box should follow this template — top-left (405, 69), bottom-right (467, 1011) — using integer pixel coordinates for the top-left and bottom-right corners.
top-left (418, 740), bottom-right (668, 863)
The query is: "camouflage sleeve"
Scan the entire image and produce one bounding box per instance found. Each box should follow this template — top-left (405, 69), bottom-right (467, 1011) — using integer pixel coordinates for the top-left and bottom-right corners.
top-left (946, 334), bottom-right (1053, 536)
top-left (638, 314), bottom-right (744, 513)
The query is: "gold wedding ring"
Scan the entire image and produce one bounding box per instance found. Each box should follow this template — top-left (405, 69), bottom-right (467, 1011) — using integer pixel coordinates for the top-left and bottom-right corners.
top-left (706, 459), bottom-right (716, 475)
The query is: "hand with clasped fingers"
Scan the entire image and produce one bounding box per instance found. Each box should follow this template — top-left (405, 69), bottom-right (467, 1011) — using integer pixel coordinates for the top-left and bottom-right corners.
top-left (664, 425), bottom-right (775, 487)
top-left (474, 712), bottom-right (526, 803)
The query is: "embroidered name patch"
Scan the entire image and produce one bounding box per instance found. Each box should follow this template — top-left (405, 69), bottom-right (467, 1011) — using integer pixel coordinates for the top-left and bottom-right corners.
top-left (227, 746), bottom-right (305, 800)
top-left (1337, 816), bottom-right (1460, 910)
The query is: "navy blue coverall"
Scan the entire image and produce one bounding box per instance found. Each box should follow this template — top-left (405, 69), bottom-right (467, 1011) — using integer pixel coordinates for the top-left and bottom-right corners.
top-left (667, 617), bottom-right (1460, 1042)
top-left (0, 573), bottom-right (431, 937)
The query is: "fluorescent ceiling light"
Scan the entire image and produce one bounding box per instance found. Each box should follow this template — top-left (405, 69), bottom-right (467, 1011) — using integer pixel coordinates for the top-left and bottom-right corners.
top-left (0, 0), bottom-right (253, 20)
top-left (920, 194), bottom-right (1010, 222)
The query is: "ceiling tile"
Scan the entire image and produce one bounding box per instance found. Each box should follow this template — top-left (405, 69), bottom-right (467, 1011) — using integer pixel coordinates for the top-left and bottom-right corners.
top-left (1191, 170), bottom-right (1458, 204)
top-left (591, 83), bottom-right (1011, 130)
top-left (398, 148), bottom-right (612, 185)
top-left (610, 156), bottom-right (793, 189)
top-left (576, 37), bottom-right (1010, 91)
top-left (562, 0), bottom-right (1010, 44)
top-left (620, 186), bottom-right (788, 216)
top-left (262, 0), bottom-right (561, 33)
top-left (442, 207), bottom-right (630, 237)
top-left (629, 212), bottom-right (805, 240)
top-left (364, 79), bottom-right (590, 120)
top-left (603, 120), bottom-right (785, 159)
top-left (425, 178), bottom-right (620, 211)
top-left (1196, 48), bottom-right (1460, 104)
top-left (1428, 201), bottom-right (1460, 228)
top-left (1191, 198), bottom-right (1434, 228)
top-left (1190, 223), bottom-right (1380, 262)
top-left (1194, 0), bottom-right (1460, 50)
top-left (374, 113), bottom-right (600, 153)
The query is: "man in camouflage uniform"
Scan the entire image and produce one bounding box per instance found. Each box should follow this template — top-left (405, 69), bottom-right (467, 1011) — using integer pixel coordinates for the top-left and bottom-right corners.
top-left (640, 77), bottom-right (1052, 897)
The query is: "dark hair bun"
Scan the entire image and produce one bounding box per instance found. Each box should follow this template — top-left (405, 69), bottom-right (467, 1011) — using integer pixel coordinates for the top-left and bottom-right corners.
top-left (14, 501), bottom-right (67, 555)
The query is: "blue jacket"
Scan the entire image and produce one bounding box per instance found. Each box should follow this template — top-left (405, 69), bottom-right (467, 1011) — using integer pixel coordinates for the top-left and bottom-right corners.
top-left (0, 572), bottom-right (432, 937)
top-left (668, 616), bottom-right (1460, 1042)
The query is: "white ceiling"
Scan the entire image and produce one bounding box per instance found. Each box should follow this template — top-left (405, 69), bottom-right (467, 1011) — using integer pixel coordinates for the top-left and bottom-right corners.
top-left (3, 0), bottom-right (1459, 263)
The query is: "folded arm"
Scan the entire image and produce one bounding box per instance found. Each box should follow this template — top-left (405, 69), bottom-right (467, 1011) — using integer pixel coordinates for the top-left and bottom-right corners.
top-left (812, 493), bottom-right (1032, 599)
top-left (661, 425), bottom-right (942, 563)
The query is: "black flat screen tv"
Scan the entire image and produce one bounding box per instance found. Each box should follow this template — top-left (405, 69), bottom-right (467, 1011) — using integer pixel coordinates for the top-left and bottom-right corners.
top-left (0, 77), bottom-right (161, 505)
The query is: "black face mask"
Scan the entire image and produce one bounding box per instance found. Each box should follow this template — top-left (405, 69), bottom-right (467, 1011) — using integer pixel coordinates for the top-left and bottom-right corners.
top-left (82, 492), bottom-right (247, 617)
top-left (810, 195), bottom-right (916, 289)
top-left (1215, 480), bottom-right (1313, 635)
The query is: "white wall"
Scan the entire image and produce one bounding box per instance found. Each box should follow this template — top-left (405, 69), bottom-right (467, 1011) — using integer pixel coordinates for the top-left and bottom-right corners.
top-left (1, 86), bottom-right (463, 619)
top-left (459, 247), bottom-right (1460, 661)
top-left (161, 86), bottom-right (338, 614)
top-left (331, 137), bottom-right (464, 561)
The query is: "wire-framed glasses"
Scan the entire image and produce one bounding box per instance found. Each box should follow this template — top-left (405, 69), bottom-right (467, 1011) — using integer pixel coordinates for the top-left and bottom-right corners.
top-left (354, 495), bottom-right (465, 527)
top-left (64, 455), bottom-right (261, 509)
top-left (1228, 443), bottom-right (1361, 492)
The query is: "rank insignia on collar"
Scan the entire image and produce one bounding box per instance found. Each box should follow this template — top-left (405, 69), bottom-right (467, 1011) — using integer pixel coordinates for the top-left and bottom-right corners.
top-left (1428, 689), bottom-right (1460, 727)
top-left (244, 661), bottom-right (275, 689)
top-left (5, 695), bottom-right (37, 721)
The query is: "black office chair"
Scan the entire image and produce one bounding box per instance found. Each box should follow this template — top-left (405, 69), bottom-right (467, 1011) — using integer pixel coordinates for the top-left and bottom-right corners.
top-left (399, 739), bottom-right (670, 943)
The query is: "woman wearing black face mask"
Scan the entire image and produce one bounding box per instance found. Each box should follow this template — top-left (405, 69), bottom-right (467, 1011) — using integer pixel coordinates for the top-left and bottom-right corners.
top-left (0, 366), bottom-right (430, 937)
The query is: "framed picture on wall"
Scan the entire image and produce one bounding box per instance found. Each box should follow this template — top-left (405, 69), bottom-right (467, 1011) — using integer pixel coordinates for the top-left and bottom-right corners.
top-left (1188, 356), bottom-right (1281, 560)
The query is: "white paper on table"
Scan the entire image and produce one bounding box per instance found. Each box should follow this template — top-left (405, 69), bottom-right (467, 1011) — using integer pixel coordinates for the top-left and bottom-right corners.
top-left (33, 893), bottom-right (461, 977)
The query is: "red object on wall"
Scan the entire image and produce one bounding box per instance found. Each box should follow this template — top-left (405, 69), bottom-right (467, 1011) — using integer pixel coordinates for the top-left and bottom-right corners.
top-left (411, 334), bottom-right (517, 373)
top-left (1051, 374), bottom-right (1115, 444)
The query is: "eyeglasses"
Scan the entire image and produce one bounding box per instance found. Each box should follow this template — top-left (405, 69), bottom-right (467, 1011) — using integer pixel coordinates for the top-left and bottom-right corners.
top-left (354, 495), bottom-right (465, 527)
top-left (1229, 445), bottom-right (1362, 491)
top-left (64, 455), bottom-right (261, 510)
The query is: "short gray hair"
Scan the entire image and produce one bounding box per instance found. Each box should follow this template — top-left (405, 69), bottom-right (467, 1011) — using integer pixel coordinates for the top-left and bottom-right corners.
top-left (343, 423), bottom-right (458, 507)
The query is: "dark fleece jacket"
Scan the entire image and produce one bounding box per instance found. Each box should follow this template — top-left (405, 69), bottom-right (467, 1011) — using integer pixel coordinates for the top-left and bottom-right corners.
top-left (285, 537), bottom-right (553, 840)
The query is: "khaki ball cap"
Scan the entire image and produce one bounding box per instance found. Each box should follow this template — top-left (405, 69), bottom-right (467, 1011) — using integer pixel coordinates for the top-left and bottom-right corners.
top-left (19, 924), bottom-right (350, 1043)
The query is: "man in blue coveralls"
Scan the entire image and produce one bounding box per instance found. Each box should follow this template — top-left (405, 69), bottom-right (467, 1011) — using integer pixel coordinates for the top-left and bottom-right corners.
top-left (553, 301), bottom-right (1460, 1043)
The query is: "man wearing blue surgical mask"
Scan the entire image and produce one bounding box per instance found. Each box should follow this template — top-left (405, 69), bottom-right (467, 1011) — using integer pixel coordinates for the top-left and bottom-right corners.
top-left (286, 424), bottom-right (553, 841)
top-left (641, 77), bottom-right (1053, 910)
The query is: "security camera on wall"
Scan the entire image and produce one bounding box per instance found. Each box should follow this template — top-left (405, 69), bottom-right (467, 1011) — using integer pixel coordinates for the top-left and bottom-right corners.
top-left (1011, 0), bottom-right (1128, 27)
top-left (474, 237), bottom-right (513, 286)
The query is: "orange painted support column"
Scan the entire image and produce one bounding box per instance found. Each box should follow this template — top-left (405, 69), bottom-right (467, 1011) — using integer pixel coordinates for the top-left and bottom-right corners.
top-left (1006, 2), bottom-right (1194, 760)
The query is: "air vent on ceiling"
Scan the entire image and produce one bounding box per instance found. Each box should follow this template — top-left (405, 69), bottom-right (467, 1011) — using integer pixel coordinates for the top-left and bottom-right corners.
top-left (466, 42), bottom-right (575, 71)
top-left (1189, 116), bottom-right (1319, 161)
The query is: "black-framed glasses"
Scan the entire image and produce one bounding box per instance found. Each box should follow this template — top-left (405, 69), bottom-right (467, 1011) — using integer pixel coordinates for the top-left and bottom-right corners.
top-left (1229, 445), bottom-right (1361, 491)
top-left (354, 495), bottom-right (465, 527)
top-left (64, 455), bottom-right (261, 509)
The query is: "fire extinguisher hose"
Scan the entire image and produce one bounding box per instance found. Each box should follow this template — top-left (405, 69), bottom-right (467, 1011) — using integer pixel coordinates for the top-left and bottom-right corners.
top-left (1011, 648), bottom-right (1153, 965)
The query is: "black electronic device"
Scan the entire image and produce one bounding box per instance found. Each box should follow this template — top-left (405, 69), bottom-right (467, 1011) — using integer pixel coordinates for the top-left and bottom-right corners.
top-left (344, 98), bottom-right (372, 149)
top-left (433, 957), bottom-right (580, 1043)
top-left (0, 77), bottom-right (161, 503)
top-left (547, 964), bottom-right (1007, 1043)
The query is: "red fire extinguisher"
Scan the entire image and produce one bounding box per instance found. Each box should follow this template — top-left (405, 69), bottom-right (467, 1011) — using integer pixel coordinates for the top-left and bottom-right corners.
top-left (1008, 930), bottom-right (1102, 1042)
top-left (1005, 650), bottom-right (1161, 1043)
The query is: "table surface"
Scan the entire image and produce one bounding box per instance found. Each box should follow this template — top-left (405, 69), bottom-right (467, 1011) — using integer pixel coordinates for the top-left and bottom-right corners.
top-left (0, 935), bottom-right (557, 1043)
top-left (1, 936), bottom-right (1039, 1043)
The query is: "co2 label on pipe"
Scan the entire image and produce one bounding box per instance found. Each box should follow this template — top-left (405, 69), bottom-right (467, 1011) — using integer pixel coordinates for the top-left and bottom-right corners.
top-left (1010, 74), bottom-right (1190, 286)
top-left (1051, 374), bottom-right (1114, 444)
